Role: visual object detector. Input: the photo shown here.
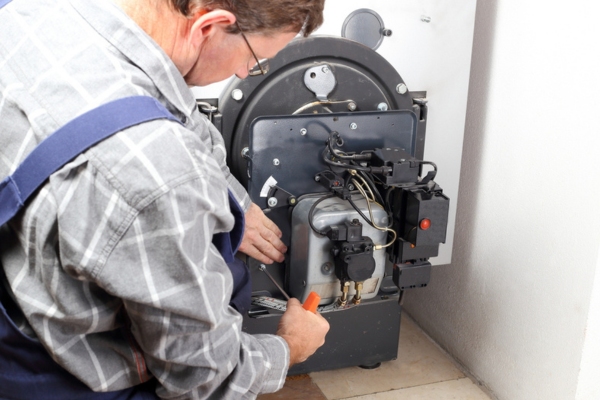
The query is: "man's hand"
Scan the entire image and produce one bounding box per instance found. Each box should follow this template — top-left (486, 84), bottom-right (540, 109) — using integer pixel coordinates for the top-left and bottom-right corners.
top-left (239, 202), bottom-right (287, 264)
top-left (277, 298), bottom-right (330, 366)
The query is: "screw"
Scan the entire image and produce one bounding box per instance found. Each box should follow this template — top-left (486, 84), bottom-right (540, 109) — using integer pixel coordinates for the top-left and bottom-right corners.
top-left (273, 158), bottom-right (280, 166)
top-left (241, 147), bottom-right (250, 159)
top-left (315, 175), bottom-right (321, 182)
top-left (350, 123), bottom-right (358, 130)
top-left (382, 28), bottom-right (393, 37)
top-left (231, 89), bottom-right (244, 101)
top-left (347, 102), bottom-right (357, 111)
top-left (421, 15), bottom-right (431, 23)
top-left (268, 197), bottom-right (278, 207)
top-left (300, 128), bottom-right (307, 136)
top-left (396, 83), bottom-right (408, 94)
top-left (377, 102), bottom-right (389, 111)
top-left (322, 66), bottom-right (330, 73)
top-left (348, 184), bottom-right (355, 190)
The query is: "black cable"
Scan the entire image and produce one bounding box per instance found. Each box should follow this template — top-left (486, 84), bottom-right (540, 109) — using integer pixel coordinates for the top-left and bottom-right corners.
top-left (347, 197), bottom-right (376, 229)
top-left (325, 132), bottom-right (372, 161)
top-left (327, 131), bottom-right (340, 155)
top-left (419, 161), bottom-right (438, 172)
top-left (385, 186), bottom-right (394, 205)
top-left (356, 170), bottom-right (384, 205)
top-left (308, 193), bottom-right (336, 235)
top-left (323, 153), bottom-right (372, 172)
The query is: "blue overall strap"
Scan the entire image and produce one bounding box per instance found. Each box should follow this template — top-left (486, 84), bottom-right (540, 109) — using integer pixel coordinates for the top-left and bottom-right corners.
top-left (212, 191), bottom-right (251, 314)
top-left (0, 0), bottom-right (11, 9)
top-left (0, 96), bottom-right (181, 227)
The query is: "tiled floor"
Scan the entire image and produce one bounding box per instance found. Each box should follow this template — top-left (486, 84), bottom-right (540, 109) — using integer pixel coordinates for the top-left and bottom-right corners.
top-left (258, 313), bottom-right (492, 400)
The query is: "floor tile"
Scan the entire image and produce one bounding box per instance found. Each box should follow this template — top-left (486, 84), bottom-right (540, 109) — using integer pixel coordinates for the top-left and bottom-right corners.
top-left (339, 378), bottom-right (491, 400)
top-left (257, 374), bottom-right (327, 400)
top-left (309, 314), bottom-right (465, 400)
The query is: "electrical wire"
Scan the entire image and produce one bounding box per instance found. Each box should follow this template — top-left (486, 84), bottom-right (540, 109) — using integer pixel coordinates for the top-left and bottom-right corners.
top-left (326, 132), bottom-right (372, 161)
top-left (308, 193), bottom-right (336, 235)
top-left (351, 173), bottom-right (397, 249)
top-left (346, 197), bottom-right (376, 228)
top-left (292, 99), bottom-right (357, 115)
top-left (322, 150), bottom-right (372, 172)
top-left (356, 170), bottom-right (385, 205)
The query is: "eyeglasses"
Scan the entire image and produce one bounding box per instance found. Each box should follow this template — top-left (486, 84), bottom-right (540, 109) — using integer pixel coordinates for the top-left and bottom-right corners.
top-left (235, 21), bottom-right (269, 76)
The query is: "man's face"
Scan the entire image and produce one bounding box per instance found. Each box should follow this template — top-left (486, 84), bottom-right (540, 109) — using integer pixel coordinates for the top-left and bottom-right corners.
top-left (183, 29), bottom-right (297, 86)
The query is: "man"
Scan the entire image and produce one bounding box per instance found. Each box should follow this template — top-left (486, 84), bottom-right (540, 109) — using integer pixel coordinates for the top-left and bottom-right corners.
top-left (0, 0), bottom-right (328, 398)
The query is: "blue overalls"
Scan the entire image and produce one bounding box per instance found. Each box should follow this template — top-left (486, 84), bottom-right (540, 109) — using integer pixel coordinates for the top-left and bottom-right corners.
top-left (0, 93), bottom-right (251, 398)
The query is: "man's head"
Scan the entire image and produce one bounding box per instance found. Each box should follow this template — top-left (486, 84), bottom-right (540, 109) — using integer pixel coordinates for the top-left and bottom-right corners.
top-left (167, 0), bottom-right (324, 37)
top-left (117, 0), bottom-right (325, 86)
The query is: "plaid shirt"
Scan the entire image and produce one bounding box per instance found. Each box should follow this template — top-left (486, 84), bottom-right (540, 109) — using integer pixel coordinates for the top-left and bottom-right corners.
top-left (0, 0), bottom-right (289, 398)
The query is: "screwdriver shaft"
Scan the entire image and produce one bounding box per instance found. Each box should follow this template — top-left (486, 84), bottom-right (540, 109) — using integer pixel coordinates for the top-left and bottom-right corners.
top-left (258, 264), bottom-right (291, 300)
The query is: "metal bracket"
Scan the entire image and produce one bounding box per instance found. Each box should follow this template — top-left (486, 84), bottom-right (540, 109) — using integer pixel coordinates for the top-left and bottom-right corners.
top-left (266, 185), bottom-right (297, 209)
top-left (304, 64), bottom-right (336, 101)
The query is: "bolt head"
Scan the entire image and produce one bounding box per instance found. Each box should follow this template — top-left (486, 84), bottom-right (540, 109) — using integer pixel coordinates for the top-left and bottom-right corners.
top-left (273, 158), bottom-right (280, 166)
top-left (350, 123), bottom-right (358, 130)
top-left (396, 83), bottom-right (408, 94)
top-left (267, 197), bottom-right (278, 207)
top-left (300, 128), bottom-right (307, 136)
top-left (377, 102), bottom-right (389, 111)
top-left (231, 89), bottom-right (244, 101)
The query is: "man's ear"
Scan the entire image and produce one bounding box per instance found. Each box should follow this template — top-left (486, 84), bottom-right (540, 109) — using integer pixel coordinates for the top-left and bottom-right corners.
top-left (189, 9), bottom-right (236, 47)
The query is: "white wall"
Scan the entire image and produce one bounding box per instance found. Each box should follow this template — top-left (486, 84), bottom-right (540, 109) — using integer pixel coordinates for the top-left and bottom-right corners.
top-left (577, 250), bottom-right (600, 400)
top-left (405, 1), bottom-right (600, 399)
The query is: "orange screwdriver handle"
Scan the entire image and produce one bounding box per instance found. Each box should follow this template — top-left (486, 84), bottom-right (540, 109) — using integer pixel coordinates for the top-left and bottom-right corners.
top-left (302, 291), bottom-right (321, 313)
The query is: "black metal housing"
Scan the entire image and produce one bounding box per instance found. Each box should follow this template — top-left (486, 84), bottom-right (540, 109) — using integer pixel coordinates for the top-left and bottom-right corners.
top-left (217, 36), bottom-right (422, 187)
top-left (243, 294), bottom-right (401, 375)
top-left (208, 36), bottom-right (441, 375)
top-left (388, 186), bottom-right (450, 264)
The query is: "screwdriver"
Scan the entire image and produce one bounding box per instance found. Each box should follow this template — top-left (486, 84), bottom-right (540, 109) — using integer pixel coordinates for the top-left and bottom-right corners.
top-left (258, 264), bottom-right (321, 313)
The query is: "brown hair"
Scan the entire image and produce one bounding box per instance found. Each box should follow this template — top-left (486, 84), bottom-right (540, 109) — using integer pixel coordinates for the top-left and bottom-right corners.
top-left (169, 0), bottom-right (325, 36)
